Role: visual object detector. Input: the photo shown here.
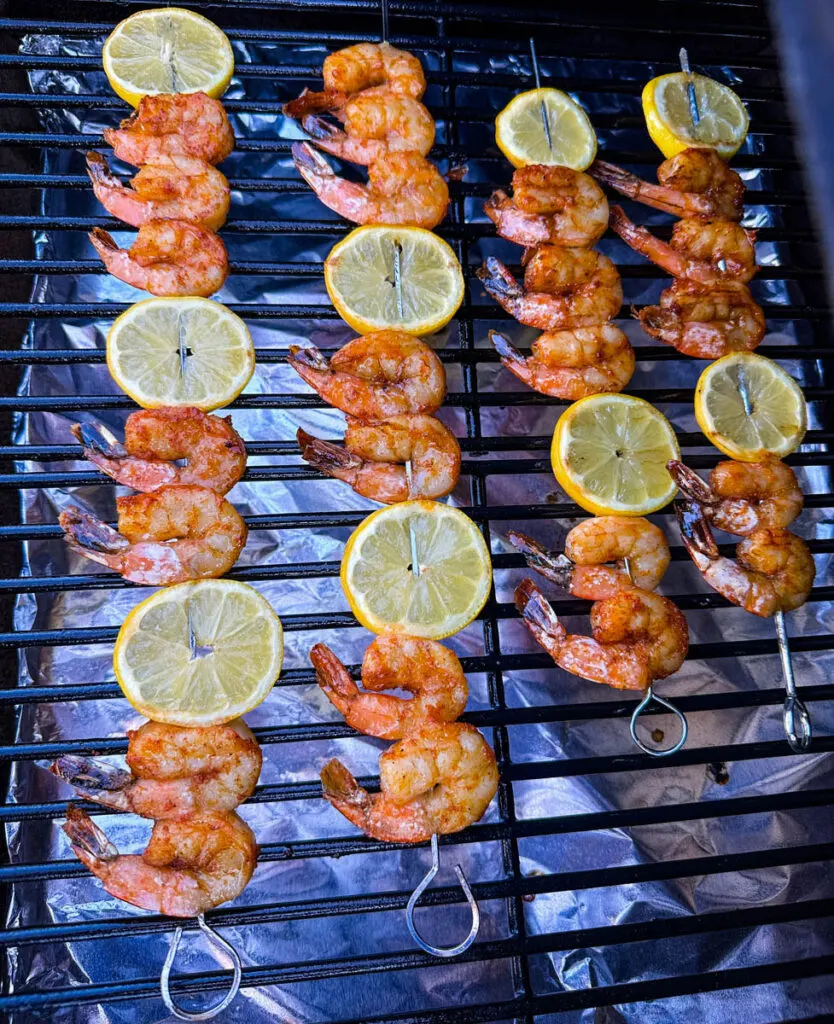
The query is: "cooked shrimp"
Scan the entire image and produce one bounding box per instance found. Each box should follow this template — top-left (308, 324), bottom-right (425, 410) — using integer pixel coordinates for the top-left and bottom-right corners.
top-left (89, 220), bottom-right (228, 298)
top-left (478, 249), bottom-right (622, 330)
top-left (298, 414), bottom-right (461, 503)
top-left (288, 332), bottom-right (445, 420)
top-left (320, 720), bottom-right (498, 843)
top-left (490, 326), bottom-right (634, 399)
top-left (509, 516), bottom-right (670, 599)
top-left (293, 142), bottom-right (449, 229)
top-left (59, 484), bottom-right (247, 585)
top-left (72, 407), bottom-right (246, 495)
top-left (103, 92), bottom-right (235, 167)
top-left (676, 501), bottom-right (814, 616)
top-left (484, 164), bottom-right (609, 248)
top-left (610, 206), bottom-right (757, 283)
top-left (591, 149), bottom-right (745, 221)
top-left (514, 577), bottom-right (688, 690)
top-left (668, 460), bottom-right (803, 536)
top-left (86, 152), bottom-right (230, 231)
top-left (311, 636), bottom-right (468, 739)
top-left (51, 719), bottom-right (261, 820)
top-left (638, 279), bottom-right (765, 359)
top-left (63, 807), bottom-right (257, 916)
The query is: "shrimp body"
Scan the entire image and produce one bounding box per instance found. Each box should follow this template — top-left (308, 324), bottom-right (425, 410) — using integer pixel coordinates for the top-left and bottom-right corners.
top-left (51, 719), bottom-right (261, 820)
top-left (72, 407), bottom-right (246, 495)
top-left (90, 220), bottom-right (229, 298)
top-left (311, 636), bottom-right (468, 739)
top-left (592, 149), bottom-right (745, 221)
top-left (610, 206), bottom-right (756, 283)
top-left (485, 165), bottom-right (609, 247)
top-left (323, 41), bottom-right (426, 98)
top-left (478, 249), bottom-right (622, 330)
top-left (293, 142), bottom-right (449, 229)
top-left (490, 325), bottom-right (634, 399)
top-left (288, 332), bottom-right (446, 420)
top-left (669, 459), bottom-right (803, 536)
top-left (59, 484), bottom-right (247, 585)
top-left (639, 278), bottom-right (765, 358)
top-left (677, 501), bottom-right (814, 617)
top-left (297, 414), bottom-right (461, 503)
top-left (514, 577), bottom-right (688, 690)
top-left (321, 721), bottom-right (498, 843)
top-left (63, 807), bottom-right (257, 916)
top-left (86, 152), bottom-right (230, 231)
top-left (103, 92), bottom-right (235, 167)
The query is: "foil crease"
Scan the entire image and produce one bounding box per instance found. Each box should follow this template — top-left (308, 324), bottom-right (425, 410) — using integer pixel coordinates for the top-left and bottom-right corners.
top-left (3, 31), bottom-right (833, 1024)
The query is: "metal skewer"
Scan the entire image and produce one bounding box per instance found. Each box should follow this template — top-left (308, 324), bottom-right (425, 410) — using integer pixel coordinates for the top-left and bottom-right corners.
top-left (679, 47), bottom-right (700, 128)
top-left (393, 240), bottom-right (405, 322)
top-left (161, 913), bottom-right (243, 1021)
top-left (406, 833), bottom-right (480, 957)
top-left (381, 0), bottom-right (389, 43)
top-left (529, 37), bottom-right (553, 152)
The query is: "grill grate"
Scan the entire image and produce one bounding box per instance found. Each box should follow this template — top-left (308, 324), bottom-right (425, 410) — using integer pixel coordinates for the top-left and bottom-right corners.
top-left (1, 0), bottom-right (833, 1020)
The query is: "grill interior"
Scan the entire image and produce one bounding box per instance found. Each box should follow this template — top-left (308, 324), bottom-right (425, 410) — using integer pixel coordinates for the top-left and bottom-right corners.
top-left (1, 0), bottom-right (833, 1020)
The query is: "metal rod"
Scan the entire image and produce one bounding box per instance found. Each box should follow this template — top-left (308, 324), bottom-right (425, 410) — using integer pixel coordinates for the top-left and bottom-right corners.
top-left (406, 833), bottom-right (480, 957)
top-left (529, 37), bottom-right (553, 152)
top-left (393, 241), bottom-right (405, 322)
top-left (774, 609), bottom-right (812, 752)
top-left (160, 914), bottom-right (242, 1020)
top-left (381, 0), bottom-right (389, 42)
top-left (679, 47), bottom-right (700, 126)
top-left (404, 462), bottom-right (421, 576)
top-left (177, 311), bottom-right (188, 379)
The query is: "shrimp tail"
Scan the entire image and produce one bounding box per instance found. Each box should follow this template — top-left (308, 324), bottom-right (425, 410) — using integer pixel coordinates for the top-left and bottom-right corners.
top-left (283, 88), bottom-right (347, 120)
top-left (508, 530), bottom-right (575, 589)
top-left (310, 643), bottom-right (359, 716)
top-left (86, 151), bottom-right (122, 191)
top-left (489, 330), bottom-right (526, 370)
top-left (63, 805), bottom-right (119, 862)
top-left (676, 499), bottom-right (720, 570)
top-left (292, 141), bottom-right (335, 187)
top-left (51, 755), bottom-right (133, 793)
top-left (483, 189), bottom-right (510, 225)
top-left (59, 507), bottom-right (129, 566)
top-left (71, 420), bottom-right (128, 460)
top-left (302, 114), bottom-right (343, 144)
top-left (589, 159), bottom-right (644, 199)
top-left (287, 344), bottom-right (330, 373)
top-left (89, 227), bottom-right (119, 259)
top-left (297, 428), bottom-right (361, 474)
top-left (514, 577), bottom-right (566, 647)
top-left (667, 460), bottom-right (717, 506)
top-left (477, 256), bottom-right (522, 308)
top-left (320, 757), bottom-right (369, 812)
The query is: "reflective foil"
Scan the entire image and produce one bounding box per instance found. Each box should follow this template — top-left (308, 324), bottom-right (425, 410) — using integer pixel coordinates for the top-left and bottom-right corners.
top-left (4, 30), bottom-right (834, 1024)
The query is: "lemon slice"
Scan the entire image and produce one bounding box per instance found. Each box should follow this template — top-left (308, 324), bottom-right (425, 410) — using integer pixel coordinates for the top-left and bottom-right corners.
top-left (341, 500), bottom-right (492, 639)
top-left (103, 7), bottom-right (234, 107)
top-left (694, 352), bottom-right (807, 462)
top-left (552, 394), bottom-right (680, 515)
top-left (324, 226), bottom-right (464, 336)
top-left (114, 579), bottom-right (283, 726)
top-left (642, 72), bottom-right (749, 160)
top-left (495, 88), bottom-right (597, 170)
top-left (107, 297), bottom-right (255, 411)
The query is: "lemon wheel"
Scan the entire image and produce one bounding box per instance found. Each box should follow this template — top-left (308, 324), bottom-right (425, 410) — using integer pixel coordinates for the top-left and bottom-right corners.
top-left (642, 72), bottom-right (748, 160)
top-left (495, 88), bottom-right (597, 169)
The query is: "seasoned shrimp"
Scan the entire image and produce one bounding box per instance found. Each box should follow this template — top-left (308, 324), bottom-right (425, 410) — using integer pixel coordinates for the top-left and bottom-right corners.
top-left (103, 92), bottom-right (235, 167)
top-left (72, 406), bottom-right (246, 495)
top-left (484, 165), bottom-right (609, 248)
top-left (478, 249), bottom-right (622, 330)
top-left (86, 152), bottom-right (230, 231)
top-left (638, 279), bottom-right (765, 359)
top-left (591, 149), bottom-right (745, 221)
top-left (288, 332), bottom-right (445, 420)
top-left (676, 501), bottom-right (814, 616)
top-left (490, 326), bottom-right (634, 399)
top-left (89, 220), bottom-right (228, 298)
top-left (668, 459), bottom-right (803, 536)
top-left (51, 719), bottom-right (261, 820)
top-left (59, 484), bottom-right (247, 585)
top-left (63, 807), bottom-right (257, 916)
top-left (509, 516), bottom-right (670, 599)
top-left (610, 206), bottom-right (757, 283)
top-left (514, 577), bottom-right (688, 690)
top-left (298, 414), bottom-right (461, 503)
top-left (311, 636), bottom-right (468, 739)
top-left (293, 142), bottom-right (449, 229)
top-left (320, 721), bottom-right (498, 843)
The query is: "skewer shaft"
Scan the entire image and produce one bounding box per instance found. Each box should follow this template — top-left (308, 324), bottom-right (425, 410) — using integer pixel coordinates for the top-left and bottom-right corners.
top-left (529, 37), bottom-right (553, 152)
top-left (405, 460), bottom-right (420, 576)
top-left (381, 0), bottom-right (389, 42)
top-left (679, 47), bottom-right (700, 126)
top-left (393, 241), bottom-right (405, 321)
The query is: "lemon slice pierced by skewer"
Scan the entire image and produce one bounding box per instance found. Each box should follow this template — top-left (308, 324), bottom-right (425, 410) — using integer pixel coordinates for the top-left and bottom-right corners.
top-left (642, 72), bottom-right (749, 160)
top-left (495, 88), bottom-right (597, 169)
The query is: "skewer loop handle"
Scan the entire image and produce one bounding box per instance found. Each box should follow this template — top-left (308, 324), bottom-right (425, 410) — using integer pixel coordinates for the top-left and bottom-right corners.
top-left (406, 833), bottom-right (480, 958)
top-left (630, 685), bottom-right (688, 757)
top-left (161, 913), bottom-right (243, 1021)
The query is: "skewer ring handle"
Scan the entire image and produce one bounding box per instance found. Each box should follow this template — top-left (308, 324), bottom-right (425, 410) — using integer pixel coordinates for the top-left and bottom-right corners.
top-left (406, 833), bottom-right (480, 958)
top-left (783, 694), bottom-right (812, 753)
top-left (161, 913), bottom-right (243, 1021)
top-left (630, 685), bottom-right (689, 757)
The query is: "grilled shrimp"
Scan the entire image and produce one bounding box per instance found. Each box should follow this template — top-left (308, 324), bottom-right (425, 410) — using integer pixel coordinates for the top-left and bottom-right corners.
top-left (298, 414), bottom-right (461, 503)
top-left (591, 148), bottom-right (745, 221)
top-left (72, 407), bottom-right (246, 495)
top-left (478, 249), bottom-right (622, 330)
top-left (638, 278), bottom-right (765, 359)
top-left (59, 484), bottom-right (247, 585)
top-left (86, 152), bottom-right (230, 231)
top-left (293, 142), bottom-right (449, 229)
top-left (51, 719), bottom-right (261, 820)
top-left (668, 459), bottom-right (803, 536)
top-left (288, 332), bottom-right (445, 420)
top-left (320, 721), bottom-right (498, 843)
top-left (311, 636), bottom-right (468, 739)
top-left (103, 92), bottom-right (235, 167)
top-left (490, 326), bottom-right (634, 399)
top-left (610, 206), bottom-right (757, 283)
top-left (509, 516), bottom-right (670, 599)
top-left (676, 501), bottom-right (814, 617)
top-left (484, 164), bottom-right (609, 248)
top-left (514, 577), bottom-right (688, 691)
top-left (63, 807), bottom-right (257, 917)
top-left (89, 220), bottom-right (229, 298)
